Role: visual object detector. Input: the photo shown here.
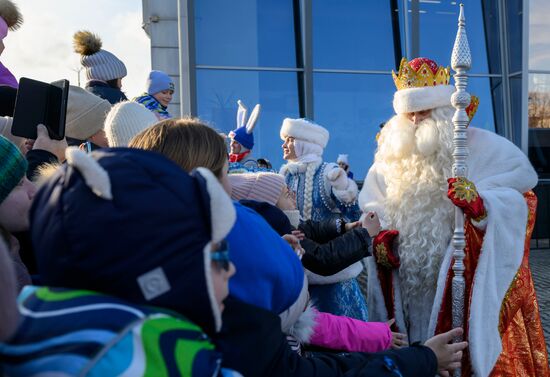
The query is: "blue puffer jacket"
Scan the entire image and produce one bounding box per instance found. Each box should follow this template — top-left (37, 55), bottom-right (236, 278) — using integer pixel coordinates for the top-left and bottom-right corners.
top-left (86, 80), bottom-right (127, 104)
top-left (227, 202), bottom-right (304, 315)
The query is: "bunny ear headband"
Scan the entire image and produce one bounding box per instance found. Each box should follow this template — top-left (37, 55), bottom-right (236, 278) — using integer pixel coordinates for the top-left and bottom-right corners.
top-left (235, 100), bottom-right (261, 135)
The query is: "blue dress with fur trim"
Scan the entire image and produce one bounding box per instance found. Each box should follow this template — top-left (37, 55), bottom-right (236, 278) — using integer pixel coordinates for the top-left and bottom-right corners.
top-left (282, 161), bottom-right (367, 321)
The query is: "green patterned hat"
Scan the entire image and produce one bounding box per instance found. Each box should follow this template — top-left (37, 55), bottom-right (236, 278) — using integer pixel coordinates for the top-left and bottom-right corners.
top-left (0, 136), bottom-right (27, 203)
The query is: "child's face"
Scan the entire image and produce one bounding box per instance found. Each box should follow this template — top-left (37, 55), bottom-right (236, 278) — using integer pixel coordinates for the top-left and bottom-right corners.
top-left (0, 177), bottom-right (37, 233)
top-left (153, 90), bottom-right (174, 107)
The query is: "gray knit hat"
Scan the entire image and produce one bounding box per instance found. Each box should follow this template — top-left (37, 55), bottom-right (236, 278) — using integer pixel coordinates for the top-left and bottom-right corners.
top-left (73, 30), bottom-right (127, 82)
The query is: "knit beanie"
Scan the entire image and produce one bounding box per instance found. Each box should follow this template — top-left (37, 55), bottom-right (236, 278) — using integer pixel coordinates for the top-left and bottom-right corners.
top-left (73, 31), bottom-right (127, 82)
top-left (229, 172), bottom-right (287, 206)
top-left (66, 86), bottom-right (111, 140)
top-left (104, 102), bottom-right (158, 147)
top-left (0, 135), bottom-right (27, 203)
top-left (146, 70), bottom-right (174, 95)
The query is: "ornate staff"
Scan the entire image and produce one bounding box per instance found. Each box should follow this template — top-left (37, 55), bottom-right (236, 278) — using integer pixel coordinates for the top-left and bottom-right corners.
top-left (450, 4), bottom-right (470, 376)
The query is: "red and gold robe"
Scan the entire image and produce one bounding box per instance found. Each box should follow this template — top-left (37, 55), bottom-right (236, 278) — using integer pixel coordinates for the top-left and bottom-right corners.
top-left (360, 127), bottom-right (549, 376)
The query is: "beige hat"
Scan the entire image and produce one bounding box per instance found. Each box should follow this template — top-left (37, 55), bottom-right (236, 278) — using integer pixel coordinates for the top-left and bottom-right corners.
top-left (66, 86), bottom-right (111, 140)
top-left (104, 101), bottom-right (158, 147)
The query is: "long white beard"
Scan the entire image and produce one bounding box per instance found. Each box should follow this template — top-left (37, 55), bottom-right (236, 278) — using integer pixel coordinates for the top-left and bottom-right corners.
top-left (376, 107), bottom-right (456, 324)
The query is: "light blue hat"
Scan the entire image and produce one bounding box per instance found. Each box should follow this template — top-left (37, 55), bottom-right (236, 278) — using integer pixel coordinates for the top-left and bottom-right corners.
top-left (146, 71), bottom-right (175, 95)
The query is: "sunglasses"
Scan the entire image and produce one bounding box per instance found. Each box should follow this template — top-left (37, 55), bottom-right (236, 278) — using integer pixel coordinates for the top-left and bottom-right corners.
top-left (211, 240), bottom-right (231, 272)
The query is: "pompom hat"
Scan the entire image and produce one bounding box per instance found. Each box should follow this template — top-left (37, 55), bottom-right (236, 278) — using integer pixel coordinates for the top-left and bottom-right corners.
top-left (73, 30), bottom-right (127, 82)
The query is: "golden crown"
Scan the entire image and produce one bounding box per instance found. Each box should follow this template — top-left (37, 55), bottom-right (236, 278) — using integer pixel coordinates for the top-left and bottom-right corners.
top-left (392, 57), bottom-right (451, 91)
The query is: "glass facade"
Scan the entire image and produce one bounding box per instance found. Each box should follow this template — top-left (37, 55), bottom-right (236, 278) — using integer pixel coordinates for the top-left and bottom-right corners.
top-left (181, 0), bottom-right (528, 179)
top-left (529, 0), bottom-right (550, 178)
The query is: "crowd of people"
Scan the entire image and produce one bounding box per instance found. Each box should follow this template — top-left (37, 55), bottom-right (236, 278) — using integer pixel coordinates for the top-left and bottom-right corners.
top-left (0, 1), bottom-right (548, 376)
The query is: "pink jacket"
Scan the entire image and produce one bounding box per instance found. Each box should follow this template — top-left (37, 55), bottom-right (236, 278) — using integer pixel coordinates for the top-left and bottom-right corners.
top-left (309, 309), bottom-right (392, 353)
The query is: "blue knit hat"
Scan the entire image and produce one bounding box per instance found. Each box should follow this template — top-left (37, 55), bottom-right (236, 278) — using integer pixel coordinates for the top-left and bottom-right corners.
top-left (230, 126), bottom-right (254, 150)
top-left (30, 147), bottom-right (236, 333)
top-left (0, 136), bottom-right (27, 204)
top-left (146, 70), bottom-right (174, 95)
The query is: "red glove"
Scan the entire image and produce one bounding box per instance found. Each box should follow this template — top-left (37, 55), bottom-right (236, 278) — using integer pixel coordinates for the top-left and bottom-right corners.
top-left (447, 177), bottom-right (487, 221)
top-left (373, 230), bottom-right (400, 269)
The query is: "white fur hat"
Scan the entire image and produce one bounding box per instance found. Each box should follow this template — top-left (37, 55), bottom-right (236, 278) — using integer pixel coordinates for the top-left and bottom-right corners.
top-left (337, 154), bottom-right (349, 164)
top-left (393, 84), bottom-right (455, 114)
top-left (280, 118), bottom-right (329, 149)
top-left (104, 101), bottom-right (158, 147)
top-left (392, 57), bottom-right (455, 114)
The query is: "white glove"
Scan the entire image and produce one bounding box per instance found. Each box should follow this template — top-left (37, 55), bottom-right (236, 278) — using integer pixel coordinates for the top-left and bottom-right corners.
top-left (327, 167), bottom-right (349, 191)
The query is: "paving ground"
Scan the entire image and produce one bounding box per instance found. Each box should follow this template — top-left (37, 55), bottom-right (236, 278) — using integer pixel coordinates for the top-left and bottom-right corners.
top-left (530, 248), bottom-right (550, 354)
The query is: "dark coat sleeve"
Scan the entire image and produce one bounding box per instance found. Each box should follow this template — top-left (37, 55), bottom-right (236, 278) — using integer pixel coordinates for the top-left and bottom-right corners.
top-left (301, 228), bottom-right (371, 276)
top-left (26, 149), bottom-right (58, 180)
top-left (214, 298), bottom-right (438, 377)
top-left (299, 218), bottom-right (341, 244)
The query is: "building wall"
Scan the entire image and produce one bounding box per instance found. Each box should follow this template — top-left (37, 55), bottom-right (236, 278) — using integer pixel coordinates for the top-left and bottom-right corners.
top-left (143, 0), bottom-right (530, 179)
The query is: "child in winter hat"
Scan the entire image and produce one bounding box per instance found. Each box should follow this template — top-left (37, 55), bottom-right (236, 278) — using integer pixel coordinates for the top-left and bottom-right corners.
top-left (133, 70), bottom-right (174, 119)
top-left (0, 0), bottom-right (23, 88)
top-left (104, 101), bottom-right (158, 147)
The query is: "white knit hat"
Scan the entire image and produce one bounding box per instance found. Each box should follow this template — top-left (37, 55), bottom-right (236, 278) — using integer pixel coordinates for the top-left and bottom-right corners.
top-left (104, 102), bottom-right (158, 147)
top-left (280, 118), bottom-right (329, 149)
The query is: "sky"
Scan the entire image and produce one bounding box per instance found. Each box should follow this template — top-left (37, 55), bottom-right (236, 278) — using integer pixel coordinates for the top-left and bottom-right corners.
top-left (2, 0), bottom-right (151, 97)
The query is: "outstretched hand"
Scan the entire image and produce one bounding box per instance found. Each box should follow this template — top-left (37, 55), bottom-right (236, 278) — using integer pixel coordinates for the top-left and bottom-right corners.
top-left (362, 211), bottom-right (381, 237)
top-left (387, 319), bottom-right (408, 349)
top-left (424, 327), bottom-right (468, 377)
top-left (282, 234), bottom-right (305, 259)
top-left (327, 167), bottom-right (349, 191)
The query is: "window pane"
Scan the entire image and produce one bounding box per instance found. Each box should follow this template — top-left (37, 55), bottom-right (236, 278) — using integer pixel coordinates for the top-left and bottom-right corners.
top-left (467, 76), bottom-right (498, 133)
top-left (529, 73), bottom-right (550, 178)
top-left (411, 0), bottom-right (499, 75)
top-left (196, 69), bottom-right (300, 170)
top-left (195, 0), bottom-right (297, 68)
top-left (506, 0), bottom-right (523, 73)
top-left (529, 0), bottom-right (550, 70)
top-left (313, 0), bottom-right (401, 70)
top-left (313, 73), bottom-right (396, 179)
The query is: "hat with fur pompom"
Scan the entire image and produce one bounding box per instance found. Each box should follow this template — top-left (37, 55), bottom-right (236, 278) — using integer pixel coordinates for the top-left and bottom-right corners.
top-left (73, 30), bottom-right (127, 82)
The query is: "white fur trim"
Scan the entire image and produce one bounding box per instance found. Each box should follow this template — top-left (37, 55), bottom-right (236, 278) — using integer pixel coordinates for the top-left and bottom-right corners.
top-left (393, 85), bottom-right (455, 114)
top-left (195, 167), bottom-right (236, 243)
top-left (65, 147), bottom-right (112, 200)
top-left (306, 261), bottom-right (363, 285)
top-left (337, 154), bottom-right (349, 164)
top-left (427, 243), bottom-right (454, 338)
top-left (287, 302), bottom-right (318, 344)
top-left (245, 104), bottom-right (260, 134)
top-left (280, 118), bottom-right (329, 148)
top-left (332, 178), bottom-right (358, 204)
top-left (279, 275), bottom-right (309, 333)
top-left (202, 243), bottom-right (222, 332)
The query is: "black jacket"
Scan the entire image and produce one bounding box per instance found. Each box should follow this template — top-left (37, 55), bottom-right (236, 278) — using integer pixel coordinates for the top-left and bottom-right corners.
top-left (85, 80), bottom-right (127, 104)
top-left (299, 219), bottom-right (371, 276)
top-left (214, 298), bottom-right (438, 377)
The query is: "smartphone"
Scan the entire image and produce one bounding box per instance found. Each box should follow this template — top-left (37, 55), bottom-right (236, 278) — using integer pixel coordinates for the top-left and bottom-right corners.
top-left (11, 78), bottom-right (69, 140)
top-left (85, 141), bottom-right (92, 153)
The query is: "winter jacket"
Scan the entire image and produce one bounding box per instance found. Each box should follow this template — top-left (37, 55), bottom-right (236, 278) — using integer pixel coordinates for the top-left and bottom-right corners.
top-left (0, 286), bottom-right (238, 376)
top-left (215, 297), bottom-right (438, 377)
top-left (311, 309), bottom-right (392, 353)
top-left (300, 219), bottom-right (372, 276)
top-left (85, 80), bottom-right (127, 104)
